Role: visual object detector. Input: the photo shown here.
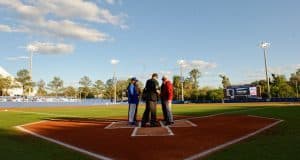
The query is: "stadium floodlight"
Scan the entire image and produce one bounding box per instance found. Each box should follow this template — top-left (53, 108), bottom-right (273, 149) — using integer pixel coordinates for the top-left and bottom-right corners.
top-left (259, 41), bottom-right (271, 99)
top-left (177, 59), bottom-right (186, 102)
top-left (110, 59), bottom-right (119, 104)
top-left (110, 59), bottom-right (120, 65)
top-left (26, 44), bottom-right (38, 96)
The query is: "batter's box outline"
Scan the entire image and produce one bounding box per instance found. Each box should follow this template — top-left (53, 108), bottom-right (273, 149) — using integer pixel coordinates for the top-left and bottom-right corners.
top-left (131, 121), bottom-right (175, 137)
top-left (170, 119), bottom-right (198, 127)
top-left (104, 121), bottom-right (136, 129)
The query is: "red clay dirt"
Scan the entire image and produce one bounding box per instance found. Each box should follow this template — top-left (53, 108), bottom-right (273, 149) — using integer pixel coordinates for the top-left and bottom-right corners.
top-left (20, 115), bottom-right (279, 160)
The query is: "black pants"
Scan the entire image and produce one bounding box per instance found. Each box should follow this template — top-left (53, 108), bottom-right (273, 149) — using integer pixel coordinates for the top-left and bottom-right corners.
top-left (142, 101), bottom-right (157, 125)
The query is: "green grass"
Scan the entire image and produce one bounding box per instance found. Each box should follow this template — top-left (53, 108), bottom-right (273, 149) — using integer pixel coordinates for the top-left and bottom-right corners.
top-left (0, 103), bottom-right (299, 160)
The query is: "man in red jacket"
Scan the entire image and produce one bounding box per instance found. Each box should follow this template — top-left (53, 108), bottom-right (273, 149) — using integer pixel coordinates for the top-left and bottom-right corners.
top-left (160, 75), bottom-right (174, 125)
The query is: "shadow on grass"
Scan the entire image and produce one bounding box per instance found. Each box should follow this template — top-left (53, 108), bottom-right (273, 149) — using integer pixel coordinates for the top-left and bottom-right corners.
top-left (0, 128), bottom-right (93, 160)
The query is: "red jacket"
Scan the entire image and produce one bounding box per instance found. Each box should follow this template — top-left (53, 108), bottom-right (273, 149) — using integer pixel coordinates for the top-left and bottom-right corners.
top-left (160, 80), bottom-right (173, 101)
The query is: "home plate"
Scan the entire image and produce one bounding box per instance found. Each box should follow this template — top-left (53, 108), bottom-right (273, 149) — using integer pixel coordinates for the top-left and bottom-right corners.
top-left (105, 121), bottom-right (136, 129)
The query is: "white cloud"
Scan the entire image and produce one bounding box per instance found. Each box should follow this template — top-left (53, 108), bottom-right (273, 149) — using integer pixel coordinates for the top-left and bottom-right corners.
top-left (191, 60), bottom-right (217, 69)
top-left (177, 59), bottom-right (217, 70)
top-left (105, 0), bottom-right (115, 5)
top-left (0, 24), bottom-right (14, 32)
top-left (26, 42), bottom-right (74, 54)
top-left (34, 0), bottom-right (126, 26)
top-left (0, 24), bottom-right (29, 33)
top-left (6, 56), bottom-right (29, 61)
top-left (0, 0), bottom-right (127, 41)
top-left (104, 0), bottom-right (122, 5)
top-left (38, 20), bottom-right (110, 42)
top-left (159, 70), bottom-right (172, 77)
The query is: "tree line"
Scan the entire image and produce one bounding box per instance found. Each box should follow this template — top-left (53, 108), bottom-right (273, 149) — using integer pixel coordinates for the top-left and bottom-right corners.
top-left (0, 68), bottom-right (299, 100)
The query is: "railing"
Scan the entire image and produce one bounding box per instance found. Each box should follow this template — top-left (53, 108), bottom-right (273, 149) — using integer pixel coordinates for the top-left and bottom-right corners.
top-left (0, 97), bottom-right (123, 107)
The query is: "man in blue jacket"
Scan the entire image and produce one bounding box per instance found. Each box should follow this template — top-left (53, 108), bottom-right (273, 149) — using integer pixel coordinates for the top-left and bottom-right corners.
top-left (127, 77), bottom-right (139, 125)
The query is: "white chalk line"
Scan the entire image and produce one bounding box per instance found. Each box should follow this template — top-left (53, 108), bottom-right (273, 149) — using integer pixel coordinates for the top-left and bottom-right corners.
top-left (15, 125), bottom-right (113, 160)
top-left (131, 121), bottom-right (174, 137)
top-left (160, 121), bottom-right (175, 136)
top-left (184, 107), bottom-right (265, 120)
top-left (105, 121), bottom-right (136, 129)
top-left (184, 119), bottom-right (284, 160)
top-left (247, 115), bottom-right (282, 121)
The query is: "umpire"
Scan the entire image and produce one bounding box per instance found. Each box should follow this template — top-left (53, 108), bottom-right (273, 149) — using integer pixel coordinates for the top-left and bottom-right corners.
top-left (141, 73), bottom-right (160, 127)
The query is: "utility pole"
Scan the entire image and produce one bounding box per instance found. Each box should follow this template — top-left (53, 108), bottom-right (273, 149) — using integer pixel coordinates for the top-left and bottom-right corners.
top-left (178, 60), bottom-right (185, 102)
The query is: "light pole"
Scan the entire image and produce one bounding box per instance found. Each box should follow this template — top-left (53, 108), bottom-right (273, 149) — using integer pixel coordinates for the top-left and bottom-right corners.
top-left (27, 44), bottom-right (37, 96)
top-left (28, 51), bottom-right (33, 96)
top-left (259, 41), bottom-right (271, 100)
top-left (177, 60), bottom-right (186, 102)
top-left (296, 80), bottom-right (299, 98)
top-left (110, 59), bottom-right (119, 104)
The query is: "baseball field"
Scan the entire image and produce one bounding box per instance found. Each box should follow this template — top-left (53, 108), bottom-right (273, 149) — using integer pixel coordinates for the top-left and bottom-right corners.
top-left (1, 103), bottom-right (299, 160)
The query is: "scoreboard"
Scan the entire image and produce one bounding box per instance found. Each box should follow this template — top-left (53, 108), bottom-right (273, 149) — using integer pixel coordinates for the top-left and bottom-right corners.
top-left (224, 85), bottom-right (261, 100)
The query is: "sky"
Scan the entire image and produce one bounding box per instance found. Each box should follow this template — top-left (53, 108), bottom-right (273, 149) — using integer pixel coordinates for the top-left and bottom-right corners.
top-left (0, 0), bottom-right (300, 88)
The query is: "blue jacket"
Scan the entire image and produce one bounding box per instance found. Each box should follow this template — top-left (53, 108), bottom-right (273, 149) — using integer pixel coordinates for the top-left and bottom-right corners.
top-left (128, 83), bottom-right (139, 104)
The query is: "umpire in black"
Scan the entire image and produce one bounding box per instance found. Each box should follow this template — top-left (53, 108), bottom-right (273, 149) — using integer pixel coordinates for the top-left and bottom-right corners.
top-left (141, 73), bottom-right (160, 127)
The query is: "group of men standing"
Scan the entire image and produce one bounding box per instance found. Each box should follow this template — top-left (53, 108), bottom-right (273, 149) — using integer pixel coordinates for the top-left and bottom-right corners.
top-left (127, 73), bottom-right (174, 127)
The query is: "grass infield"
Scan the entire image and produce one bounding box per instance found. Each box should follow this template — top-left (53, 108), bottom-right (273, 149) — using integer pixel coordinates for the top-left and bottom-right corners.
top-left (0, 103), bottom-right (299, 160)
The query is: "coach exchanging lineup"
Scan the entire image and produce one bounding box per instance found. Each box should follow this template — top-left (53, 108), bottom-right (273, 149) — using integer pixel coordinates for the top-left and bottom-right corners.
top-left (141, 73), bottom-right (160, 127)
top-left (161, 75), bottom-right (174, 125)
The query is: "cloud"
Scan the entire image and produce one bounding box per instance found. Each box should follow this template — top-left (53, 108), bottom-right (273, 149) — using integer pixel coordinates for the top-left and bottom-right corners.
top-left (177, 59), bottom-right (217, 70)
top-left (0, 0), bottom-right (127, 41)
top-left (38, 20), bottom-right (110, 42)
top-left (0, 24), bottom-right (29, 33)
top-left (104, 0), bottom-right (122, 5)
top-left (159, 70), bottom-right (172, 77)
top-left (105, 0), bottom-right (116, 5)
top-left (6, 56), bottom-right (29, 61)
top-left (34, 0), bottom-right (126, 26)
top-left (26, 42), bottom-right (74, 54)
top-left (191, 60), bottom-right (217, 69)
top-left (0, 24), bottom-right (14, 32)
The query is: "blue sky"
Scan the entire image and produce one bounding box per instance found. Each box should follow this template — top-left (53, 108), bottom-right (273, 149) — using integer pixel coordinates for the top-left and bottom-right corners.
top-left (0, 0), bottom-right (299, 87)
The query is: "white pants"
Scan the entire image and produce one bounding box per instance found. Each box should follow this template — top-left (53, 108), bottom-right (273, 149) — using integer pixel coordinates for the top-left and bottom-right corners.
top-left (128, 104), bottom-right (137, 123)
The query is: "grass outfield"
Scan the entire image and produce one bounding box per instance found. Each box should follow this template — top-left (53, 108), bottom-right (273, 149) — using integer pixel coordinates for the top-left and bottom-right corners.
top-left (0, 103), bottom-right (299, 160)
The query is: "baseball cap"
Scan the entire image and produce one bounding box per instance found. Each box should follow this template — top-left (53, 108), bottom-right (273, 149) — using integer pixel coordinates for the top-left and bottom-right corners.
top-left (131, 77), bottom-right (138, 81)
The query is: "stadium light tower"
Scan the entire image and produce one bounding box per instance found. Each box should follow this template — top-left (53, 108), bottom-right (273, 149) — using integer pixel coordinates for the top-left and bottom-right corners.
top-left (26, 45), bottom-right (36, 96)
top-left (177, 60), bottom-right (186, 102)
top-left (110, 59), bottom-right (120, 104)
top-left (259, 41), bottom-right (271, 100)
